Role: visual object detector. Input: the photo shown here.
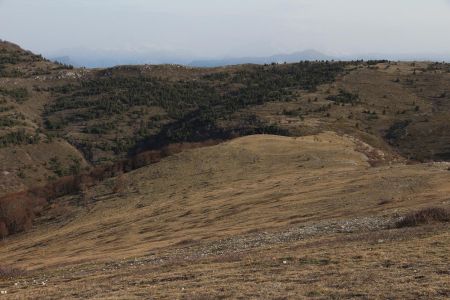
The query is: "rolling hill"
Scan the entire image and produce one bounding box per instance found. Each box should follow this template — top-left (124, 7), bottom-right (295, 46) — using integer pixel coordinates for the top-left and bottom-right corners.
top-left (0, 41), bottom-right (449, 298)
top-left (1, 41), bottom-right (450, 193)
top-left (1, 133), bottom-right (449, 298)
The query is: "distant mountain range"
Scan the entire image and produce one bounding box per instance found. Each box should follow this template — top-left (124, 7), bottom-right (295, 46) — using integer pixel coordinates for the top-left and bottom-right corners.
top-left (189, 50), bottom-right (333, 67)
top-left (49, 49), bottom-right (333, 68)
top-left (49, 48), bottom-right (192, 68)
top-left (49, 49), bottom-right (450, 68)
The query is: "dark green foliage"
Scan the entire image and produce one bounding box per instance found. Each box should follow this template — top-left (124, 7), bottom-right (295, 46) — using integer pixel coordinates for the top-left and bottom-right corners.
top-left (48, 157), bottom-right (64, 177)
top-left (202, 72), bottom-right (230, 81)
top-left (45, 61), bottom-right (348, 157)
top-left (0, 129), bottom-right (40, 148)
top-left (385, 120), bottom-right (411, 141)
top-left (0, 106), bottom-right (14, 113)
top-left (238, 114), bottom-right (290, 136)
top-left (0, 46), bottom-right (44, 64)
top-left (221, 62), bottom-right (346, 92)
top-left (0, 117), bottom-right (19, 127)
top-left (0, 46), bottom-right (45, 77)
top-left (53, 60), bottom-right (74, 70)
top-left (366, 60), bottom-right (389, 66)
top-left (0, 87), bottom-right (29, 102)
top-left (44, 117), bottom-right (67, 130)
top-left (68, 156), bottom-right (82, 176)
top-left (47, 156), bottom-right (83, 177)
top-left (83, 122), bottom-right (117, 134)
top-left (282, 108), bottom-right (303, 119)
top-left (0, 48), bottom-right (24, 65)
top-left (426, 62), bottom-right (450, 73)
top-left (326, 89), bottom-right (360, 105)
top-left (47, 62), bottom-right (346, 123)
top-left (362, 110), bottom-right (378, 120)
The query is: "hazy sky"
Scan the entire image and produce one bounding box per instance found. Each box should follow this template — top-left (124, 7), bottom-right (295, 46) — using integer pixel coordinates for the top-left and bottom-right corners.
top-left (1, 0), bottom-right (450, 58)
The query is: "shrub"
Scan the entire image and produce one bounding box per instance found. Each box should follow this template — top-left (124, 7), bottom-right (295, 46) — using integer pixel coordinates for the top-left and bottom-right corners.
top-left (0, 266), bottom-right (25, 278)
top-left (0, 129), bottom-right (40, 148)
top-left (78, 183), bottom-right (92, 207)
top-left (0, 117), bottom-right (19, 127)
top-left (0, 192), bottom-right (41, 237)
top-left (395, 207), bottom-right (450, 228)
top-left (0, 221), bottom-right (8, 238)
top-left (112, 173), bottom-right (126, 195)
top-left (0, 87), bottom-right (29, 103)
top-left (326, 89), bottom-right (360, 105)
top-left (385, 120), bottom-right (411, 141)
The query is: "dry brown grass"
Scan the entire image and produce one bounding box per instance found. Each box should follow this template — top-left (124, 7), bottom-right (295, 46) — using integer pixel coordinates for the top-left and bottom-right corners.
top-left (1, 224), bottom-right (448, 299)
top-left (1, 133), bottom-right (450, 266)
top-left (0, 133), bottom-right (449, 298)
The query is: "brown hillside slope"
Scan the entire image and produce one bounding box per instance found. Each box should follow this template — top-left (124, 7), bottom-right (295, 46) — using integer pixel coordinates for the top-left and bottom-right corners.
top-left (0, 133), bottom-right (449, 298)
top-left (0, 41), bottom-right (89, 195)
top-left (1, 133), bottom-right (448, 263)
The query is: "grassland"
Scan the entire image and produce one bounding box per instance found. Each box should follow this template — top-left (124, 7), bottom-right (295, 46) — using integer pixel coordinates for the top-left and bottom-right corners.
top-left (1, 42), bottom-right (450, 299)
top-left (1, 134), bottom-right (449, 298)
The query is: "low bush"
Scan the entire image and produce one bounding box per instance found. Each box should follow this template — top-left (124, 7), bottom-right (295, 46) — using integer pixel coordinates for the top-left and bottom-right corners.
top-left (0, 87), bottom-right (29, 102)
top-left (326, 89), bottom-right (360, 105)
top-left (395, 207), bottom-right (450, 228)
top-left (0, 192), bottom-right (46, 238)
top-left (0, 129), bottom-right (40, 148)
top-left (0, 266), bottom-right (25, 278)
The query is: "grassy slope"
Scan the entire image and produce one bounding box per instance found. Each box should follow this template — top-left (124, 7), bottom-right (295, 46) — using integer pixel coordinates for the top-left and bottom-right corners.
top-left (3, 225), bottom-right (448, 299)
top-left (1, 42), bottom-right (450, 298)
top-left (0, 133), bottom-right (449, 298)
top-left (0, 41), bottom-right (89, 195)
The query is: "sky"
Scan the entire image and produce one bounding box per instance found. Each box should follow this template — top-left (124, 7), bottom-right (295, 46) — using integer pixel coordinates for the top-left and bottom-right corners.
top-left (1, 0), bottom-right (450, 65)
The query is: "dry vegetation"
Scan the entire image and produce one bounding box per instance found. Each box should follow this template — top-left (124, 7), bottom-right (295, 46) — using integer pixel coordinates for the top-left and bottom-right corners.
top-left (1, 134), bottom-right (449, 298)
top-left (395, 207), bottom-right (450, 228)
top-left (1, 42), bottom-right (450, 298)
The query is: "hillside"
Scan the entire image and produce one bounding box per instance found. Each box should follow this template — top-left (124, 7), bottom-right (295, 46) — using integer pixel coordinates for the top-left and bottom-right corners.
top-left (0, 41), bottom-right (89, 195)
top-left (1, 133), bottom-right (449, 298)
top-left (0, 42), bottom-right (450, 298)
top-left (1, 42), bottom-right (450, 195)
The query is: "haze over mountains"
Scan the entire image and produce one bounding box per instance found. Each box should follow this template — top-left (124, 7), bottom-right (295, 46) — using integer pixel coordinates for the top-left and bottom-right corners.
top-left (50, 49), bottom-right (332, 68)
top-left (49, 48), bottom-right (450, 68)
